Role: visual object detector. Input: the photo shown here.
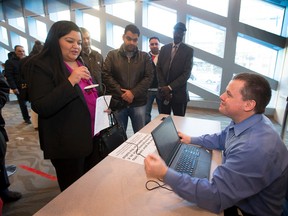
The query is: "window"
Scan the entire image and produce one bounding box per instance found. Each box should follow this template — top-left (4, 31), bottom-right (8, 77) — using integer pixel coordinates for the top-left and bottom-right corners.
top-left (8, 17), bottom-right (25, 32)
top-left (240, 0), bottom-right (285, 36)
top-left (106, 1), bottom-right (134, 23)
top-left (106, 23), bottom-right (124, 49)
top-left (187, 17), bottom-right (226, 58)
top-left (28, 18), bottom-right (47, 42)
top-left (82, 13), bottom-right (100, 42)
top-left (190, 58), bottom-right (222, 95)
top-left (235, 34), bottom-right (279, 79)
top-left (0, 48), bottom-right (9, 63)
top-left (187, 0), bottom-right (229, 17)
top-left (143, 3), bottom-right (177, 38)
top-left (0, 26), bottom-right (8, 45)
top-left (49, 10), bottom-right (71, 22)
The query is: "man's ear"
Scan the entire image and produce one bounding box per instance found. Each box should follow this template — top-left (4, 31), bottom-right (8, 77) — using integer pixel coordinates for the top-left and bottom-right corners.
top-left (244, 99), bottom-right (256, 112)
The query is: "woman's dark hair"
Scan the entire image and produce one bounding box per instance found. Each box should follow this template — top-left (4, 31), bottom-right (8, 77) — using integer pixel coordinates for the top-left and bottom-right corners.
top-left (233, 72), bottom-right (271, 114)
top-left (37, 21), bottom-right (81, 84)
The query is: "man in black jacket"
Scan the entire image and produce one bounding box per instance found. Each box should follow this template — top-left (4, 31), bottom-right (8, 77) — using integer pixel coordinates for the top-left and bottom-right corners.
top-left (157, 22), bottom-right (194, 116)
top-left (103, 24), bottom-right (153, 133)
top-left (5, 45), bottom-right (31, 124)
top-left (0, 73), bottom-right (22, 203)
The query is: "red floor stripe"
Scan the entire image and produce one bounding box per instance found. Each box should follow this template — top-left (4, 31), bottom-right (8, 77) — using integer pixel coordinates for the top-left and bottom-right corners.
top-left (19, 165), bottom-right (57, 181)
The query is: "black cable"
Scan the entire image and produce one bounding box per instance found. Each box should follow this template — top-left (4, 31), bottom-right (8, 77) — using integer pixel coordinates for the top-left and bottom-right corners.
top-left (145, 179), bottom-right (173, 191)
top-left (125, 141), bottom-right (146, 158)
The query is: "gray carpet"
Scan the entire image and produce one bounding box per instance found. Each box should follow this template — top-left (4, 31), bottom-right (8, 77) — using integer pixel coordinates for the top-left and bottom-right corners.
top-left (2, 98), bottom-right (287, 216)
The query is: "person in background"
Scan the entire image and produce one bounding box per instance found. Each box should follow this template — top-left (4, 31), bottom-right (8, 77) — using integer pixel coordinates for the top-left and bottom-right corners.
top-left (5, 45), bottom-right (31, 124)
top-left (0, 72), bottom-right (22, 203)
top-left (20, 40), bottom-right (44, 130)
top-left (80, 27), bottom-right (104, 93)
top-left (157, 22), bottom-right (193, 116)
top-left (145, 36), bottom-right (161, 125)
top-left (27, 21), bottom-right (105, 191)
top-left (102, 24), bottom-right (153, 133)
top-left (144, 72), bottom-right (288, 216)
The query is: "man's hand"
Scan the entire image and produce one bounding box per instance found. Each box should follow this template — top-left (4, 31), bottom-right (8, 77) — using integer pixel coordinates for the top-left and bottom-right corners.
top-left (178, 131), bottom-right (191, 144)
top-left (121, 88), bottom-right (134, 104)
top-left (144, 154), bottom-right (168, 179)
top-left (12, 89), bottom-right (19, 95)
top-left (160, 86), bottom-right (171, 96)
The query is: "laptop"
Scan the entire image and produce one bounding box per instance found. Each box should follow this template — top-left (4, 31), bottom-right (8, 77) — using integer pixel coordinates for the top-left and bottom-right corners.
top-left (151, 116), bottom-right (212, 179)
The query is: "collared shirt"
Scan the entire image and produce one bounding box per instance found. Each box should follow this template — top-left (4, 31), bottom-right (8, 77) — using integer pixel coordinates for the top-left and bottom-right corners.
top-left (164, 114), bottom-right (288, 215)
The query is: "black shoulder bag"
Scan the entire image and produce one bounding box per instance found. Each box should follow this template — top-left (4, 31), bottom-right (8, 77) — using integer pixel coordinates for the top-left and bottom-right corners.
top-left (98, 93), bottom-right (127, 157)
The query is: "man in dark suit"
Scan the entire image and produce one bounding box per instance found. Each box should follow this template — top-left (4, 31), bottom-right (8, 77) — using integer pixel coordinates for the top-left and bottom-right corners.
top-left (157, 22), bottom-right (194, 116)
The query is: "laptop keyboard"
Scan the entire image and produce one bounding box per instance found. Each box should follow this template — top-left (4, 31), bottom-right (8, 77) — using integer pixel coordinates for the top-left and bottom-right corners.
top-left (175, 145), bottom-right (200, 177)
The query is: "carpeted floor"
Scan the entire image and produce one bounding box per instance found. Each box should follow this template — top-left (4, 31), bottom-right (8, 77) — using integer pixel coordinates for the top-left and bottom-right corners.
top-left (2, 97), bottom-right (288, 216)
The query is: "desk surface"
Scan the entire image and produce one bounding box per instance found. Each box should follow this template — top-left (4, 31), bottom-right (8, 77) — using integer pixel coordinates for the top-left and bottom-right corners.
top-left (34, 115), bottom-right (223, 216)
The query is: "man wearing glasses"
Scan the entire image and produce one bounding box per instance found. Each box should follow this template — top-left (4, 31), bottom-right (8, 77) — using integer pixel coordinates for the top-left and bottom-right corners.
top-left (103, 24), bottom-right (153, 133)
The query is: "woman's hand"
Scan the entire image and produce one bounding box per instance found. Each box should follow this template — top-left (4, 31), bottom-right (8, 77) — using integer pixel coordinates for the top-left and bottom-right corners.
top-left (68, 66), bottom-right (91, 86)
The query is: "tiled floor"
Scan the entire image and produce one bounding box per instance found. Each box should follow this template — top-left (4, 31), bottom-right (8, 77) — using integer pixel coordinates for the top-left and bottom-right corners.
top-left (2, 98), bottom-right (288, 216)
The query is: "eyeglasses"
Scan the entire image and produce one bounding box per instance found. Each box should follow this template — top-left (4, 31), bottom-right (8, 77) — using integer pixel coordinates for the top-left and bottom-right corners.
top-left (150, 43), bottom-right (159, 46)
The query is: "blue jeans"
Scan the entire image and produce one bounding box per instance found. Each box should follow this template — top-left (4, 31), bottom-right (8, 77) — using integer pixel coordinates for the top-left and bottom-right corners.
top-left (145, 90), bottom-right (161, 124)
top-left (114, 105), bottom-right (146, 133)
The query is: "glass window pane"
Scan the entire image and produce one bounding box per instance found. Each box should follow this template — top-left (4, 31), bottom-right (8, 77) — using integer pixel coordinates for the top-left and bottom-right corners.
top-left (187, 17), bottom-right (226, 58)
top-left (49, 10), bottom-right (70, 22)
top-left (144, 3), bottom-right (176, 38)
top-left (235, 35), bottom-right (278, 79)
top-left (83, 13), bottom-right (100, 42)
top-left (24, 0), bottom-right (45, 16)
top-left (0, 48), bottom-right (9, 64)
top-left (189, 58), bottom-right (222, 95)
top-left (3, 0), bottom-right (23, 19)
top-left (8, 17), bottom-right (25, 32)
top-left (71, 0), bottom-right (100, 9)
top-left (0, 26), bottom-right (8, 45)
top-left (47, 0), bottom-right (69, 14)
top-left (105, 2), bottom-right (134, 23)
top-left (36, 20), bottom-right (47, 42)
top-left (106, 23), bottom-right (124, 49)
top-left (187, 0), bottom-right (229, 17)
top-left (239, 0), bottom-right (285, 36)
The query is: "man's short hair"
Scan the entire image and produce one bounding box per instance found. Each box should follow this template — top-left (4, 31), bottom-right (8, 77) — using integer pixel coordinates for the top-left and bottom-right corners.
top-left (80, 27), bottom-right (89, 34)
top-left (14, 45), bottom-right (24, 51)
top-left (149, 37), bottom-right (160, 42)
top-left (124, 24), bottom-right (140, 36)
top-left (233, 72), bottom-right (271, 114)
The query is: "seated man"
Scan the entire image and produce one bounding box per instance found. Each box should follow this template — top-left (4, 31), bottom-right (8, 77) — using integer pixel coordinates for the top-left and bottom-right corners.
top-left (144, 72), bottom-right (288, 216)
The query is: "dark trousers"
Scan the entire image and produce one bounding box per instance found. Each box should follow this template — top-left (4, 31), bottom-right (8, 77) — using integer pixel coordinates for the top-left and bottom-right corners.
top-left (51, 136), bottom-right (105, 192)
top-left (15, 93), bottom-right (30, 121)
top-left (0, 131), bottom-right (9, 191)
top-left (160, 100), bottom-right (187, 116)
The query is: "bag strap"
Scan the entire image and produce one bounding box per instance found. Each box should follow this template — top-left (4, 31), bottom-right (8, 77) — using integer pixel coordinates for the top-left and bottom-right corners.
top-left (102, 84), bottom-right (119, 127)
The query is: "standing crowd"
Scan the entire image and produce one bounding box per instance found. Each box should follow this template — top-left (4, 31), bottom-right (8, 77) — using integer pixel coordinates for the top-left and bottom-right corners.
top-left (1, 20), bottom-right (288, 216)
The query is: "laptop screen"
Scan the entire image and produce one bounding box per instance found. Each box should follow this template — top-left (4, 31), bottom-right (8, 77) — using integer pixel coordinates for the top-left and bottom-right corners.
top-left (151, 116), bottom-right (181, 165)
